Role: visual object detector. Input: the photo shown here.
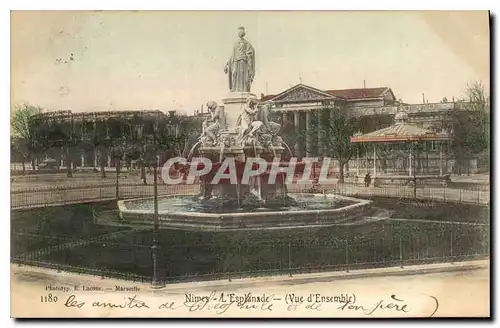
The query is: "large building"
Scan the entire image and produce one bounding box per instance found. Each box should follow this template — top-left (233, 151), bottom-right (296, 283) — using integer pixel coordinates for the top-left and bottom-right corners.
top-left (260, 83), bottom-right (477, 173)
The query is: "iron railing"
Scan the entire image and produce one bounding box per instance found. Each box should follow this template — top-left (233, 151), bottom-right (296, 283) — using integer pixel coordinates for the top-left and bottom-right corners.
top-left (11, 178), bottom-right (490, 285)
top-left (11, 215), bottom-right (489, 284)
top-left (11, 181), bottom-right (489, 210)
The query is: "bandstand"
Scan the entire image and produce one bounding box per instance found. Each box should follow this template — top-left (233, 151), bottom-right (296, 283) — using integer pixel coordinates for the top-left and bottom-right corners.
top-left (350, 111), bottom-right (453, 186)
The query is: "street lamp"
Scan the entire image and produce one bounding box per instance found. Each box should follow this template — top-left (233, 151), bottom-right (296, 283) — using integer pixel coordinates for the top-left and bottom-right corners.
top-left (146, 128), bottom-right (164, 288)
top-left (352, 131), bottom-right (363, 178)
top-left (112, 140), bottom-right (125, 201)
top-left (437, 129), bottom-right (449, 176)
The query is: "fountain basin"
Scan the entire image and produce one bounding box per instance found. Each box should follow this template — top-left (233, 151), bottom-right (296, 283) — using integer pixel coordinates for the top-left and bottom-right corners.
top-left (117, 193), bottom-right (374, 231)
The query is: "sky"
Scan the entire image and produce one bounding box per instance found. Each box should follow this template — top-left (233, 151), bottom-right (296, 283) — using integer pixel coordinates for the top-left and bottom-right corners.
top-left (11, 11), bottom-right (490, 114)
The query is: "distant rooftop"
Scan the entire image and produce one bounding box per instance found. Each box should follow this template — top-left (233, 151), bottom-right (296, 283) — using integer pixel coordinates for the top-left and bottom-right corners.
top-left (260, 85), bottom-right (395, 102)
top-left (325, 87), bottom-right (391, 100)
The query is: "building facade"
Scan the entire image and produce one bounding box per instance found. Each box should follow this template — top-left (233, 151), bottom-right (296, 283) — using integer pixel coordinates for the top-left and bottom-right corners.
top-left (260, 83), bottom-right (477, 174)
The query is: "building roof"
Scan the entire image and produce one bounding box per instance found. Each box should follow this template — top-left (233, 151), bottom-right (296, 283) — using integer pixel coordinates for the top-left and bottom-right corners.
top-left (261, 94), bottom-right (277, 101)
top-left (350, 121), bottom-right (452, 143)
top-left (260, 85), bottom-right (395, 102)
top-left (31, 109), bottom-right (168, 122)
top-left (325, 87), bottom-right (391, 100)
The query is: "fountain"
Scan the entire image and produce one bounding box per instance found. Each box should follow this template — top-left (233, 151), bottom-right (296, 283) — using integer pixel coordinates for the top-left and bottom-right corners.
top-left (118, 27), bottom-right (374, 231)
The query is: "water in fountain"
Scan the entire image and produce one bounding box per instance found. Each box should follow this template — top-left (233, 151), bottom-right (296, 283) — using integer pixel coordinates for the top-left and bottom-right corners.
top-left (187, 140), bottom-right (202, 161)
top-left (126, 194), bottom-right (356, 214)
top-left (281, 141), bottom-right (294, 157)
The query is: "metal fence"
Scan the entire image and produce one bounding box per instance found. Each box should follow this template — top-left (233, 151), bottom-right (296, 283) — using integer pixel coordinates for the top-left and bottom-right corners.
top-left (11, 183), bottom-right (198, 210)
top-left (11, 213), bottom-right (489, 284)
top-left (289, 183), bottom-right (490, 205)
top-left (11, 181), bottom-right (489, 210)
top-left (11, 177), bottom-right (490, 285)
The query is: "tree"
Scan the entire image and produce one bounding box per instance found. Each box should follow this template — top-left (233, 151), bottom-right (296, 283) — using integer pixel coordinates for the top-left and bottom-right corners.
top-left (11, 138), bottom-right (30, 174)
top-left (174, 114), bottom-right (203, 158)
top-left (93, 118), bottom-right (110, 178)
top-left (124, 113), bottom-right (146, 183)
top-left (11, 103), bottom-right (44, 173)
top-left (304, 106), bottom-right (358, 183)
top-left (37, 114), bottom-right (78, 178)
top-left (446, 81), bottom-right (490, 174)
top-left (155, 122), bottom-right (183, 160)
top-left (59, 118), bottom-right (80, 178)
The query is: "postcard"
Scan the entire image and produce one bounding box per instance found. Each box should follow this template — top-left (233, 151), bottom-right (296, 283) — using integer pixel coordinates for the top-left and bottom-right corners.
top-left (10, 10), bottom-right (490, 318)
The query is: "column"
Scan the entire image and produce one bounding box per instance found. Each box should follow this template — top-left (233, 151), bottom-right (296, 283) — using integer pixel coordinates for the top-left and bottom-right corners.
top-left (294, 111), bottom-right (300, 158)
top-left (282, 111), bottom-right (288, 147)
top-left (94, 149), bottom-right (98, 168)
top-left (373, 145), bottom-right (377, 178)
top-left (305, 110), bottom-right (311, 157)
top-left (365, 147), bottom-right (369, 174)
top-left (107, 154), bottom-right (112, 167)
top-left (439, 141), bottom-right (443, 176)
top-left (329, 109), bottom-right (335, 158)
top-left (123, 152), bottom-right (127, 171)
top-left (317, 110), bottom-right (323, 157)
top-left (409, 143), bottom-right (413, 176)
top-left (81, 153), bottom-right (85, 168)
top-left (282, 111), bottom-right (288, 125)
top-left (356, 147), bottom-right (360, 176)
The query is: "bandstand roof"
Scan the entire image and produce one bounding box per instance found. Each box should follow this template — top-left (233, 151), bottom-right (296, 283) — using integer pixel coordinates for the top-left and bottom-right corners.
top-left (350, 113), bottom-right (452, 143)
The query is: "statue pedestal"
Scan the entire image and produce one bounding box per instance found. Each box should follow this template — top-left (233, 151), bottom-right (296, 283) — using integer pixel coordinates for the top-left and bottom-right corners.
top-left (222, 92), bottom-right (257, 132)
top-left (200, 130), bottom-right (245, 162)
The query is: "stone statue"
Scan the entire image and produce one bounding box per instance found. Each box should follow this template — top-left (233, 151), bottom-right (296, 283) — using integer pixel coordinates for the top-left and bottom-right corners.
top-left (257, 101), bottom-right (281, 136)
top-left (224, 27), bottom-right (255, 93)
top-left (200, 101), bottom-right (224, 146)
top-left (237, 96), bottom-right (261, 144)
top-left (237, 98), bottom-right (282, 149)
top-left (254, 101), bottom-right (282, 149)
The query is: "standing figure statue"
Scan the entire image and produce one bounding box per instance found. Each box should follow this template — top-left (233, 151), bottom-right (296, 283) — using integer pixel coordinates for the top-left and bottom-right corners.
top-left (224, 27), bottom-right (255, 93)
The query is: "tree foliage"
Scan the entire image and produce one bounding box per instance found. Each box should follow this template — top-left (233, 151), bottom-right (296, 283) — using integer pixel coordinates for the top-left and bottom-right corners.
top-left (10, 103), bottom-right (43, 172)
top-left (302, 106), bottom-right (359, 182)
top-left (11, 103), bottom-right (43, 139)
top-left (446, 81), bottom-right (490, 172)
top-left (11, 105), bottom-right (207, 178)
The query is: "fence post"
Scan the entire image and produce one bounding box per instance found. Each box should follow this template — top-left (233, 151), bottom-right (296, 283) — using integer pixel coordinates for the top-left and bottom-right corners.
top-left (228, 242), bottom-right (232, 282)
top-left (345, 239), bottom-right (349, 273)
top-left (399, 235), bottom-right (403, 268)
top-left (450, 231), bottom-right (454, 264)
top-left (288, 242), bottom-right (292, 277)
